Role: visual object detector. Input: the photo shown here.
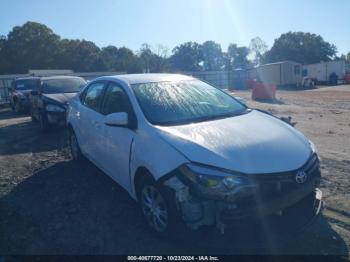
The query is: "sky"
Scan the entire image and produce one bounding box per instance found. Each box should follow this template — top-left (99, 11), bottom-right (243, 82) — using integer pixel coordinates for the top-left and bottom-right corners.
top-left (1, 0), bottom-right (349, 55)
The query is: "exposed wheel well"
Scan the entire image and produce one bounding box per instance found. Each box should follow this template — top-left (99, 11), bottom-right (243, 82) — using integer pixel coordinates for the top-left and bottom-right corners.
top-left (134, 167), bottom-right (155, 201)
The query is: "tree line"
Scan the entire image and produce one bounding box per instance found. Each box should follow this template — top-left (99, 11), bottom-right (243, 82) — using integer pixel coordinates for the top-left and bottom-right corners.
top-left (0, 21), bottom-right (348, 75)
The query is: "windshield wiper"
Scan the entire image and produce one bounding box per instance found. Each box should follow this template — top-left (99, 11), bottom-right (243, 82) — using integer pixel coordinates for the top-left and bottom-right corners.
top-left (190, 109), bottom-right (251, 123)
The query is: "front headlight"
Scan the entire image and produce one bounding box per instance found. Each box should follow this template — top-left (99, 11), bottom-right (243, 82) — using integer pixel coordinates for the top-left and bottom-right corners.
top-left (178, 163), bottom-right (257, 199)
top-left (309, 140), bottom-right (321, 161)
top-left (309, 140), bottom-right (318, 154)
top-left (46, 104), bottom-right (65, 112)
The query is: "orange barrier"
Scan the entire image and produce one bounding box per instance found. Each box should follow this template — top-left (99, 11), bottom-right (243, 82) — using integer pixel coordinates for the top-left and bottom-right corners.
top-left (252, 82), bottom-right (276, 100)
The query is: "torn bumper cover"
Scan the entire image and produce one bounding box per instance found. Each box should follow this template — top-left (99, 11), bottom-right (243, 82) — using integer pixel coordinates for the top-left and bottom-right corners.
top-left (161, 156), bottom-right (323, 232)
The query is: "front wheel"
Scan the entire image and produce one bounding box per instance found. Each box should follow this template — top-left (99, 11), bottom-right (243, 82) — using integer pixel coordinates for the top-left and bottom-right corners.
top-left (30, 108), bottom-right (38, 122)
top-left (69, 128), bottom-right (83, 161)
top-left (138, 176), bottom-right (185, 237)
top-left (14, 100), bottom-right (21, 113)
top-left (39, 111), bottom-right (50, 132)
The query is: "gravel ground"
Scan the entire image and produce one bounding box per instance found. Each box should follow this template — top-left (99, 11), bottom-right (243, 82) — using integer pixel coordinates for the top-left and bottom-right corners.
top-left (0, 85), bottom-right (349, 256)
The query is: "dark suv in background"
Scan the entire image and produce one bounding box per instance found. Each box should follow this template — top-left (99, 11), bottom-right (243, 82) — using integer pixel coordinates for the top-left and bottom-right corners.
top-left (29, 76), bottom-right (87, 131)
top-left (9, 77), bottom-right (40, 113)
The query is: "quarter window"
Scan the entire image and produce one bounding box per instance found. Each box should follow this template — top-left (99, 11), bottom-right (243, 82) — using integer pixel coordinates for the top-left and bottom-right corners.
top-left (83, 82), bottom-right (105, 112)
top-left (101, 82), bottom-right (132, 115)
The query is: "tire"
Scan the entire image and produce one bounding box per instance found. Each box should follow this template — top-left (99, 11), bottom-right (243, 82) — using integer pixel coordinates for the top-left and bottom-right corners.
top-left (14, 100), bottom-right (21, 114)
top-left (137, 175), bottom-right (186, 237)
top-left (69, 128), bottom-right (83, 161)
top-left (39, 111), bottom-right (50, 132)
top-left (30, 108), bottom-right (38, 122)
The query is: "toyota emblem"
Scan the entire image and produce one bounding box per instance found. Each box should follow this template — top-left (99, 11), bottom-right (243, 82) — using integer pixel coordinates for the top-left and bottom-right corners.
top-left (295, 171), bottom-right (307, 184)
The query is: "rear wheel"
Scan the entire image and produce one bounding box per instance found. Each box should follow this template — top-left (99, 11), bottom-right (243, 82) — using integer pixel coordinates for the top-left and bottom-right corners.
top-left (137, 175), bottom-right (185, 237)
top-left (39, 111), bottom-right (50, 132)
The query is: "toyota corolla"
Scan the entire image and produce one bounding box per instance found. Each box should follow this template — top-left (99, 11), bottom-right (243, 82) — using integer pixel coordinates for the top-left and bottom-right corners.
top-left (67, 74), bottom-right (322, 236)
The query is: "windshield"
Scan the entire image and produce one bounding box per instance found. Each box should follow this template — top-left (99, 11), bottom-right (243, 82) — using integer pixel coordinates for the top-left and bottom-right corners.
top-left (15, 79), bottom-right (39, 91)
top-left (131, 80), bottom-right (247, 126)
top-left (42, 78), bottom-right (86, 94)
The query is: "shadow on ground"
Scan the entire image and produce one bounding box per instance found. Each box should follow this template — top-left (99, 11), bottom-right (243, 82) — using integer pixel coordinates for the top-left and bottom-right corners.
top-left (0, 159), bottom-right (348, 255)
top-left (0, 110), bottom-right (67, 156)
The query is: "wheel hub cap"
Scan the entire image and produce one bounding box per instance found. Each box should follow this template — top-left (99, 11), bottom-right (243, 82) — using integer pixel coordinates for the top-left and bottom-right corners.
top-left (141, 185), bottom-right (168, 232)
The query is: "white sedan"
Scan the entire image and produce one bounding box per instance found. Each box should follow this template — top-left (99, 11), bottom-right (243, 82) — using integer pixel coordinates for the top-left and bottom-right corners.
top-left (67, 74), bottom-right (322, 236)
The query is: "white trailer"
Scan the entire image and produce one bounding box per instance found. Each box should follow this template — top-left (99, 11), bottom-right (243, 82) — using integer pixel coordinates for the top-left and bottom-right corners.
top-left (255, 61), bottom-right (302, 86)
top-left (302, 60), bottom-right (346, 84)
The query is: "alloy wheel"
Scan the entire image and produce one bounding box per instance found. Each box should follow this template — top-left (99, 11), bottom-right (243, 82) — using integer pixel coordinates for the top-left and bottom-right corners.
top-left (141, 185), bottom-right (169, 232)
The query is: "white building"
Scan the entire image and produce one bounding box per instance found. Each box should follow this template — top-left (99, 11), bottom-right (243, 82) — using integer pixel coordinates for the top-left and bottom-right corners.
top-left (302, 60), bottom-right (346, 83)
top-left (256, 61), bottom-right (302, 86)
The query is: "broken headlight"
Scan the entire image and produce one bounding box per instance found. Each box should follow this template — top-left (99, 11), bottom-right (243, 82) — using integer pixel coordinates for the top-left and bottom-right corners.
top-left (178, 163), bottom-right (257, 200)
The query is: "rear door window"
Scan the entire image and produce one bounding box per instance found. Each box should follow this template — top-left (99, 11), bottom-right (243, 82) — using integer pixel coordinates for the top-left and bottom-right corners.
top-left (15, 79), bottom-right (40, 90)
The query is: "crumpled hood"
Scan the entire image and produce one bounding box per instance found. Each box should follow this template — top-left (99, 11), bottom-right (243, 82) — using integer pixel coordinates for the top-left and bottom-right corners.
top-left (43, 93), bottom-right (77, 105)
top-left (155, 110), bottom-right (311, 174)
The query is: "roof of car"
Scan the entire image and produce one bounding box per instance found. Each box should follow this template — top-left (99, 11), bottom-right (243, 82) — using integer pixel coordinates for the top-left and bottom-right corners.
top-left (15, 77), bottom-right (40, 81)
top-left (40, 75), bottom-right (85, 81)
top-left (100, 73), bottom-right (195, 85)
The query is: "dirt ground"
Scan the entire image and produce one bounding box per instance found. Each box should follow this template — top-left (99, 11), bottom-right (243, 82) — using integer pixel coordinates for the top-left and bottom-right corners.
top-left (0, 85), bottom-right (349, 256)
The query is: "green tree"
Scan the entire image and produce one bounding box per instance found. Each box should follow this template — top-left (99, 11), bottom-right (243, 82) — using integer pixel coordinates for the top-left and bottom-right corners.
top-left (138, 44), bottom-right (168, 73)
top-left (225, 44), bottom-right (250, 70)
top-left (115, 47), bottom-right (142, 73)
top-left (249, 37), bottom-right (268, 66)
top-left (170, 42), bottom-right (203, 72)
top-left (0, 35), bottom-right (8, 73)
top-left (264, 32), bottom-right (337, 64)
top-left (100, 45), bottom-right (119, 70)
top-left (0, 35), bottom-right (5, 51)
top-left (58, 39), bottom-right (105, 72)
top-left (101, 46), bottom-right (142, 73)
top-left (1, 22), bottom-right (61, 73)
top-left (201, 41), bottom-right (224, 71)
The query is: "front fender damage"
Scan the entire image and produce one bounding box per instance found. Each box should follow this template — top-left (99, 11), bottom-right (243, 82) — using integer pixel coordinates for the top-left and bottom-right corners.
top-left (161, 172), bottom-right (323, 234)
top-left (163, 175), bottom-right (221, 231)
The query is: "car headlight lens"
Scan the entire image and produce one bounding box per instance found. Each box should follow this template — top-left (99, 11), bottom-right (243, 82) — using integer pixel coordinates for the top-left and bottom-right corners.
top-left (179, 163), bottom-right (254, 195)
top-left (46, 104), bottom-right (65, 112)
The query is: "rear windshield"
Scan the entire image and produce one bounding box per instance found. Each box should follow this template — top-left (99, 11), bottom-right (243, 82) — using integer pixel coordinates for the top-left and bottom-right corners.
top-left (15, 79), bottom-right (40, 91)
top-left (42, 78), bottom-right (87, 94)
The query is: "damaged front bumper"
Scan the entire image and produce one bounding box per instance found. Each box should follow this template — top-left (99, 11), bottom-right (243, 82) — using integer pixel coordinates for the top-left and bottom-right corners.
top-left (162, 170), bottom-right (323, 234)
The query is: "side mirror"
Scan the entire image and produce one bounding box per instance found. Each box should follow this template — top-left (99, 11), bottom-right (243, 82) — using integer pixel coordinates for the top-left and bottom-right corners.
top-left (30, 90), bottom-right (39, 96)
top-left (8, 87), bottom-right (14, 92)
top-left (104, 112), bottom-right (129, 127)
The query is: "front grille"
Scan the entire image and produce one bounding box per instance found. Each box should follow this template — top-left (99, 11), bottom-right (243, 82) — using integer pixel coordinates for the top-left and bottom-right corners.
top-left (235, 154), bottom-right (320, 207)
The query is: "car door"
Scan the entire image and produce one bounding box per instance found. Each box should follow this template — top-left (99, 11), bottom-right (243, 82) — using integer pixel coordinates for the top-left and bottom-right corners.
top-left (99, 81), bottom-right (137, 191)
top-left (78, 81), bottom-right (106, 163)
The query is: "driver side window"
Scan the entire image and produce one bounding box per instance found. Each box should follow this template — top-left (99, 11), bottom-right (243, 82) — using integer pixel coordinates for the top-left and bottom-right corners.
top-left (101, 82), bottom-right (133, 115)
top-left (82, 82), bottom-right (105, 112)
